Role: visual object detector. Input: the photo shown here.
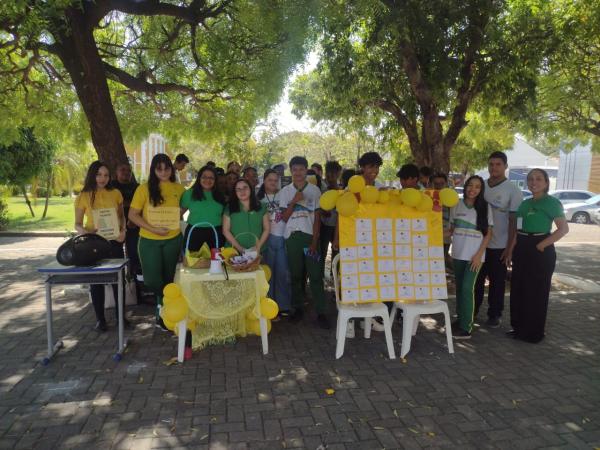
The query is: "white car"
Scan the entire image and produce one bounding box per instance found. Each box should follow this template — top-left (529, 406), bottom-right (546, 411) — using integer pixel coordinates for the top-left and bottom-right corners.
top-left (563, 194), bottom-right (600, 224)
top-left (550, 189), bottom-right (596, 205)
top-left (594, 208), bottom-right (600, 226)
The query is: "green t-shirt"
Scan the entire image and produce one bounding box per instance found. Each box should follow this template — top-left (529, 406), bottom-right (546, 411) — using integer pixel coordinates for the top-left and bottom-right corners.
top-left (180, 189), bottom-right (224, 227)
top-left (516, 194), bottom-right (564, 233)
top-left (225, 202), bottom-right (267, 249)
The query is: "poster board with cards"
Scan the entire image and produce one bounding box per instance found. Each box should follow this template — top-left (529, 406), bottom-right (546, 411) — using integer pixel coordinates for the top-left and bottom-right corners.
top-left (338, 203), bottom-right (447, 304)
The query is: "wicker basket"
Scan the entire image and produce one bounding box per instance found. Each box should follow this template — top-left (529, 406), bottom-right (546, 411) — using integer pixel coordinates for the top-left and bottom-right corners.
top-left (223, 232), bottom-right (261, 272)
top-left (184, 222), bottom-right (220, 270)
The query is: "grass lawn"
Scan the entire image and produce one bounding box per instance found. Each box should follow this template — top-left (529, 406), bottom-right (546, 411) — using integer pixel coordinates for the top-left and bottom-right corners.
top-left (4, 196), bottom-right (75, 233)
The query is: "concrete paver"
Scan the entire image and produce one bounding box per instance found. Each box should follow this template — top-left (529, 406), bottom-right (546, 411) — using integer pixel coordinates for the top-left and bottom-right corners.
top-left (0, 235), bottom-right (599, 449)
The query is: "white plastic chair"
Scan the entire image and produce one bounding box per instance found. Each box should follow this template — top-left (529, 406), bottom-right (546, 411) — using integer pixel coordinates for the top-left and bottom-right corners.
top-left (332, 255), bottom-right (395, 359)
top-left (390, 300), bottom-right (454, 359)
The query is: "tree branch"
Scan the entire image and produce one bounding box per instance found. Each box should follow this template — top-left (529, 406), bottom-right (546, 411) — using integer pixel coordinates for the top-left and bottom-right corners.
top-left (374, 98), bottom-right (420, 151)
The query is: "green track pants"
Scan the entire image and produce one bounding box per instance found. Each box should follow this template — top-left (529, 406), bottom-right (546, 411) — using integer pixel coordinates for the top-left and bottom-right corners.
top-left (453, 258), bottom-right (481, 333)
top-left (138, 234), bottom-right (183, 320)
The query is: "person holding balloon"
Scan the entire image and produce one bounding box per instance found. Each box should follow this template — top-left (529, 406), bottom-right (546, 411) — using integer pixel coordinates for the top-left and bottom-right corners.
top-left (449, 175), bottom-right (494, 339)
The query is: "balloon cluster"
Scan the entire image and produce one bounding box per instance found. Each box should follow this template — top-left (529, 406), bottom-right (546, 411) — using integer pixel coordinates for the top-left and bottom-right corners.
top-left (319, 175), bottom-right (459, 217)
top-left (161, 283), bottom-right (196, 331)
top-left (245, 265), bottom-right (279, 335)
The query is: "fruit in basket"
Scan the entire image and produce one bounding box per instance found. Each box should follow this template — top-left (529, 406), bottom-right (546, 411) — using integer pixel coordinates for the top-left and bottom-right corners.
top-left (260, 297), bottom-right (279, 320)
top-left (221, 247), bottom-right (239, 261)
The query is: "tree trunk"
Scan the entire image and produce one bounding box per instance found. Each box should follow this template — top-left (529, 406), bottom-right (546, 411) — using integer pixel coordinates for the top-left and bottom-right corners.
top-left (42, 169), bottom-right (52, 219)
top-left (21, 185), bottom-right (35, 217)
top-left (52, 7), bottom-right (129, 175)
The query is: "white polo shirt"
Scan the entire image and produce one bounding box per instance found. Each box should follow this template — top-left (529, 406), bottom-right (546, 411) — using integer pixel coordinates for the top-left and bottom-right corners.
top-left (484, 179), bottom-right (523, 249)
top-left (278, 182), bottom-right (321, 239)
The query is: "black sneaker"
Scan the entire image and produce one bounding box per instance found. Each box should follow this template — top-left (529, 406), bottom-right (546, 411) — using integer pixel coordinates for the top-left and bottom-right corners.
top-left (317, 314), bottom-right (331, 330)
top-left (486, 317), bottom-right (501, 328)
top-left (288, 309), bottom-right (304, 323)
top-left (505, 329), bottom-right (517, 337)
top-left (94, 319), bottom-right (108, 332)
top-left (453, 329), bottom-right (472, 340)
top-left (450, 321), bottom-right (461, 333)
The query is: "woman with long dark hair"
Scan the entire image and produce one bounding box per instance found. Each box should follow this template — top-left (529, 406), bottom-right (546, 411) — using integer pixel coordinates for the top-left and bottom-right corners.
top-left (129, 154), bottom-right (185, 329)
top-left (180, 165), bottom-right (225, 251)
top-left (75, 161), bottom-right (127, 331)
top-left (507, 168), bottom-right (568, 343)
top-left (257, 169), bottom-right (291, 314)
top-left (449, 175), bottom-right (494, 339)
top-left (222, 178), bottom-right (270, 254)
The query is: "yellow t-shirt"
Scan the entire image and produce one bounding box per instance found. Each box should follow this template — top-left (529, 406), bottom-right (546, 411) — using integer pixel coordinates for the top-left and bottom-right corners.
top-left (130, 182), bottom-right (185, 240)
top-left (75, 189), bottom-right (123, 234)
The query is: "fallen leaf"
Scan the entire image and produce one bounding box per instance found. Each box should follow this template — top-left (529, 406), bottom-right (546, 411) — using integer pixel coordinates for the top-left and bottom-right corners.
top-left (480, 376), bottom-right (487, 382)
top-left (408, 428), bottom-right (419, 434)
top-left (401, 358), bottom-right (407, 363)
top-left (163, 357), bottom-right (179, 366)
top-left (393, 409), bottom-right (399, 418)
top-left (427, 432), bottom-right (436, 437)
top-left (373, 426), bottom-right (385, 430)
top-left (325, 388), bottom-right (335, 395)
top-left (137, 376), bottom-right (144, 384)
top-left (200, 434), bottom-right (208, 440)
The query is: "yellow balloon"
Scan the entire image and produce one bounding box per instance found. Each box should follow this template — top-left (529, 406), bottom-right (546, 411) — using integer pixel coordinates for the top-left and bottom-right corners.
top-left (440, 188), bottom-right (459, 207)
top-left (336, 192), bottom-right (359, 217)
top-left (401, 188), bottom-right (422, 207)
top-left (417, 194), bottom-right (434, 211)
top-left (377, 190), bottom-right (390, 204)
top-left (247, 318), bottom-right (272, 335)
top-left (260, 264), bottom-right (272, 282)
top-left (163, 283), bottom-right (181, 298)
top-left (260, 297), bottom-right (279, 320)
top-left (161, 301), bottom-right (188, 323)
top-left (361, 185), bottom-right (379, 203)
top-left (162, 318), bottom-right (176, 331)
top-left (319, 189), bottom-right (339, 211)
top-left (348, 175), bottom-right (366, 193)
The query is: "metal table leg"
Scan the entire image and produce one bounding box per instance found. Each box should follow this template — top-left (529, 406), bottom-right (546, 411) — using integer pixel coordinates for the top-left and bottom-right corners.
top-left (113, 268), bottom-right (128, 361)
top-left (42, 282), bottom-right (63, 365)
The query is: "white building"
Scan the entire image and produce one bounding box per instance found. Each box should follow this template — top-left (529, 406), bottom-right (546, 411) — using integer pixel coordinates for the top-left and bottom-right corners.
top-left (556, 141), bottom-right (600, 193)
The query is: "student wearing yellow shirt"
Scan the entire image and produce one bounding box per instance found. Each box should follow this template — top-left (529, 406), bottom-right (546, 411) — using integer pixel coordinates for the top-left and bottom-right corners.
top-left (129, 154), bottom-right (185, 328)
top-left (74, 161), bottom-right (127, 332)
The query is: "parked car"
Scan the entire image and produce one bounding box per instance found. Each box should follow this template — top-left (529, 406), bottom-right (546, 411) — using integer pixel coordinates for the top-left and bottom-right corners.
top-left (550, 189), bottom-right (596, 205)
top-left (521, 189), bottom-right (532, 199)
top-left (454, 186), bottom-right (463, 198)
top-left (594, 208), bottom-right (600, 226)
top-left (563, 194), bottom-right (600, 224)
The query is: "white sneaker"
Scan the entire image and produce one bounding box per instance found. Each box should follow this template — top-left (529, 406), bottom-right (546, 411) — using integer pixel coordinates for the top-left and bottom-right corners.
top-left (359, 319), bottom-right (385, 332)
top-left (345, 320), bottom-right (355, 338)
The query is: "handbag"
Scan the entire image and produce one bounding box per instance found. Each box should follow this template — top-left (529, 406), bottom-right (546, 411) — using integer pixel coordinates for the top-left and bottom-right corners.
top-left (56, 233), bottom-right (112, 266)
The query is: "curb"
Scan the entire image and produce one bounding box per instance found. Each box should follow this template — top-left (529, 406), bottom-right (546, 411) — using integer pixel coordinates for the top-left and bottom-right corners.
top-left (554, 272), bottom-right (600, 294)
top-left (0, 231), bottom-right (69, 238)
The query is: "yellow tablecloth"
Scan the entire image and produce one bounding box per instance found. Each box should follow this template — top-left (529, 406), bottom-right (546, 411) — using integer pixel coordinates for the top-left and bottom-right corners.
top-left (174, 264), bottom-right (269, 349)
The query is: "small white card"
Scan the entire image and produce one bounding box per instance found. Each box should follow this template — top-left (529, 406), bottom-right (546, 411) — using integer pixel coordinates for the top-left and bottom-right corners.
top-left (377, 244), bottom-right (394, 257)
top-left (415, 287), bottom-right (430, 299)
top-left (379, 273), bottom-right (395, 286)
top-left (430, 259), bottom-right (445, 272)
top-left (414, 272), bottom-right (430, 285)
top-left (429, 246), bottom-right (444, 258)
top-left (412, 218), bottom-right (427, 231)
top-left (356, 230), bottom-right (373, 244)
top-left (356, 218), bottom-right (373, 231)
top-left (357, 245), bottom-right (374, 259)
top-left (413, 260), bottom-right (429, 272)
top-left (396, 218), bottom-right (410, 231)
top-left (376, 230), bottom-right (393, 243)
top-left (396, 230), bottom-right (410, 244)
top-left (341, 275), bottom-right (359, 288)
top-left (380, 286), bottom-right (396, 300)
top-left (397, 271), bottom-right (413, 284)
top-left (377, 259), bottom-right (395, 273)
top-left (376, 218), bottom-right (392, 230)
top-left (342, 289), bottom-right (359, 302)
top-left (395, 259), bottom-right (412, 271)
top-left (432, 286), bottom-right (448, 298)
top-left (360, 288), bottom-right (378, 301)
top-left (413, 246), bottom-right (428, 259)
top-left (413, 234), bottom-right (429, 246)
top-left (341, 262), bottom-right (358, 274)
top-left (517, 217), bottom-right (523, 230)
top-left (431, 273), bottom-right (446, 285)
top-left (398, 285), bottom-right (414, 299)
top-left (359, 273), bottom-right (376, 287)
top-left (395, 245), bottom-right (411, 258)
top-left (340, 247), bottom-right (357, 261)
top-left (358, 259), bottom-right (375, 273)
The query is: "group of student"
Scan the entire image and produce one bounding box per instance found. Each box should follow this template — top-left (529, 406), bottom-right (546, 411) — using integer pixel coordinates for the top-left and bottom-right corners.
top-left (74, 149), bottom-right (568, 350)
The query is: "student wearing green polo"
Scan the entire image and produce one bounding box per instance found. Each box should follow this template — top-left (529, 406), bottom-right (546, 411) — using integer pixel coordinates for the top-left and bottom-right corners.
top-left (180, 166), bottom-right (225, 251)
top-left (222, 178), bottom-right (270, 254)
top-left (507, 168), bottom-right (569, 343)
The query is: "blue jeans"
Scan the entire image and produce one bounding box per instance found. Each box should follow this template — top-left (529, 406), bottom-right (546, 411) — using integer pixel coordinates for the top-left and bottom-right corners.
top-left (262, 234), bottom-right (291, 312)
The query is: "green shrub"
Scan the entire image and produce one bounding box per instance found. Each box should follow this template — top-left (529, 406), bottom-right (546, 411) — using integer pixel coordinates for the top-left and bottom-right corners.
top-left (0, 198), bottom-right (9, 230)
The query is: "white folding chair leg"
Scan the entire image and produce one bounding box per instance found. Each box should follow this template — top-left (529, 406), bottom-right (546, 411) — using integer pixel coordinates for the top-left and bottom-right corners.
top-left (336, 315), bottom-right (348, 359)
top-left (442, 303), bottom-right (455, 354)
top-left (390, 304), bottom-right (398, 323)
top-left (364, 318), bottom-right (372, 339)
top-left (412, 314), bottom-right (420, 336)
top-left (381, 314), bottom-right (396, 359)
top-left (177, 318), bottom-right (187, 363)
top-left (259, 317), bottom-right (269, 355)
top-left (400, 309), bottom-right (416, 359)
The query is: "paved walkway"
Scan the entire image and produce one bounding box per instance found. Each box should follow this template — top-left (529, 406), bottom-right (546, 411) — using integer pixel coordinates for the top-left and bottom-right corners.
top-left (0, 235), bottom-right (599, 449)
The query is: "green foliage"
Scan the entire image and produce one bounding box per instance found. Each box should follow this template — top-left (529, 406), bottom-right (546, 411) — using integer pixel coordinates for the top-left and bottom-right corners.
top-left (0, 197), bottom-right (8, 230)
top-left (0, 128), bottom-right (55, 187)
top-left (4, 196), bottom-right (74, 232)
